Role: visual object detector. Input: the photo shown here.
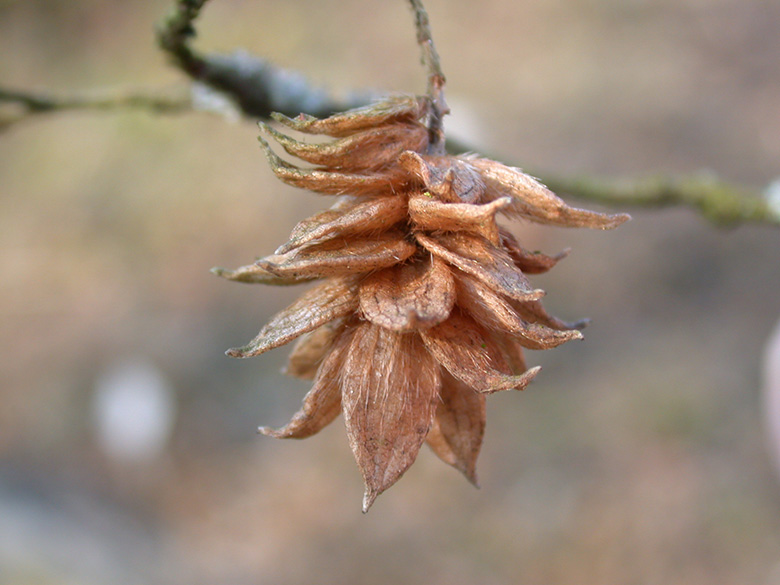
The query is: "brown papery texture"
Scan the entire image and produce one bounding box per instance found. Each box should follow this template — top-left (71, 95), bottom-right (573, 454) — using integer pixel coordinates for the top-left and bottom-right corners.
top-left (215, 95), bottom-right (629, 510)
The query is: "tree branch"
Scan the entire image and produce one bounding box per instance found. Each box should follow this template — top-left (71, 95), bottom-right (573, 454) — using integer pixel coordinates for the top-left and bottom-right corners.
top-left (0, 86), bottom-right (192, 132)
top-left (155, 0), bottom-right (377, 120)
top-left (408, 0), bottom-right (448, 155)
top-left (540, 171), bottom-right (780, 228)
top-left (156, 0), bottom-right (208, 76)
top-left (152, 0), bottom-right (780, 229)
top-left (2, 0), bottom-right (777, 230)
top-left (442, 137), bottom-right (779, 228)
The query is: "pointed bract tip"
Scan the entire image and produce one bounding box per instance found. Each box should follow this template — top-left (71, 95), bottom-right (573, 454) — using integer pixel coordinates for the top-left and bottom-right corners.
top-left (256, 135), bottom-right (278, 161)
top-left (464, 468), bottom-right (480, 488)
top-left (521, 366), bottom-right (543, 387)
top-left (492, 196), bottom-right (513, 211)
top-left (362, 488), bottom-right (379, 514)
top-left (602, 212), bottom-right (632, 229)
top-left (225, 347), bottom-right (249, 358)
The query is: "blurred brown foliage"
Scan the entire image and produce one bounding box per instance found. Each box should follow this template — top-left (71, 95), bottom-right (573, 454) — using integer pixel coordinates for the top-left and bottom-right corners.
top-left (1, 1), bottom-right (779, 584)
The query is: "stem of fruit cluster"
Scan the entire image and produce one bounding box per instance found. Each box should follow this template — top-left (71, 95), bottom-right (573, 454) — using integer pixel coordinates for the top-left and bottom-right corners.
top-left (408, 0), bottom-right (449, 156)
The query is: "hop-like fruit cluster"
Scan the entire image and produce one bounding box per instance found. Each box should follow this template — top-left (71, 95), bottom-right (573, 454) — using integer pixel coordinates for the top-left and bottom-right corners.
top-left (215, 96), bottom-right (629, 511)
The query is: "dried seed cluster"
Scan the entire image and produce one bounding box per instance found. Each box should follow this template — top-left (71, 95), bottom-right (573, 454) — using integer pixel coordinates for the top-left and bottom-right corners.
top-left (215, 96), bottom-right (629, 511)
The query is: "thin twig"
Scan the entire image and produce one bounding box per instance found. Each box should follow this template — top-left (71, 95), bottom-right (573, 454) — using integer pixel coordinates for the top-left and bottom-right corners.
top-left (156, 0), bottom-right (210, 76)
top-left (539, 172), bottom-right (780, 228)
top-left (0, 86), bottom-right (191, 132)
top-left (408, 0), bottom-right (448, 155)
top-left (156, 0), bottom-right (376, 120)
top-left (443, 136), bottom-right (780, 228)
top-left (2, 0), bottom-right (777, 229)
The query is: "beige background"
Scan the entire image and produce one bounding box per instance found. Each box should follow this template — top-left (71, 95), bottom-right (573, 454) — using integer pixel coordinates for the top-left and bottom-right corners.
top-left (1, 0), bottom-right (780, 583)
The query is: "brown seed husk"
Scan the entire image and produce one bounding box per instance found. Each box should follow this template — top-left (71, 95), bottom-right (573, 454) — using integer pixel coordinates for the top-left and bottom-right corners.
top-left (399, 151), bottom-right (486, 203)
top-left (217, 95), bottom-right (629, 511)
top-left (492, 333), bottom-right (528, 374)
top-left (284, 318), bottom-right (346, 380)
top-left (510, 298), bottom-right (589, 331)
top-left (261, 121), bottom-right (428, 172)
top-left (341, 323), bottom-right (441, 512)
top-left (277, 195), bottom-right (408, 254)
top-left (425, 370), bottom-right (486, 485)
top-left (499, 229), bottom-right (569, 275)
top-left (454, 272), bottom-right (583, 350)
top-left (358, 254), bottom-right (455, 332)
top-left (227, 276), bottom-right (358, 358)
top-left (469, 157), bottom-right (631, 229)
top-left (408, 193), bottom-right (510, 244)
top-left (271, 95), bottom-right (428, 137)
top-left (259, 327), bottom-right (354, 438)
top-left (257, 232), bottom-right (417, 280)
top-left (210, 264), bottom-right (314, 285)
top-left (415, 232), bottom-right (544, 302)
top-left (259, 136), bottom-right (408, 196)
top-left (420, 312), bottom-right (542, 394)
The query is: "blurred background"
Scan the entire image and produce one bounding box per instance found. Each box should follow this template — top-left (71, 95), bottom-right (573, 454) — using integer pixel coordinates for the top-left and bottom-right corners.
top-left (1, 0), bottom-right (780, 583)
